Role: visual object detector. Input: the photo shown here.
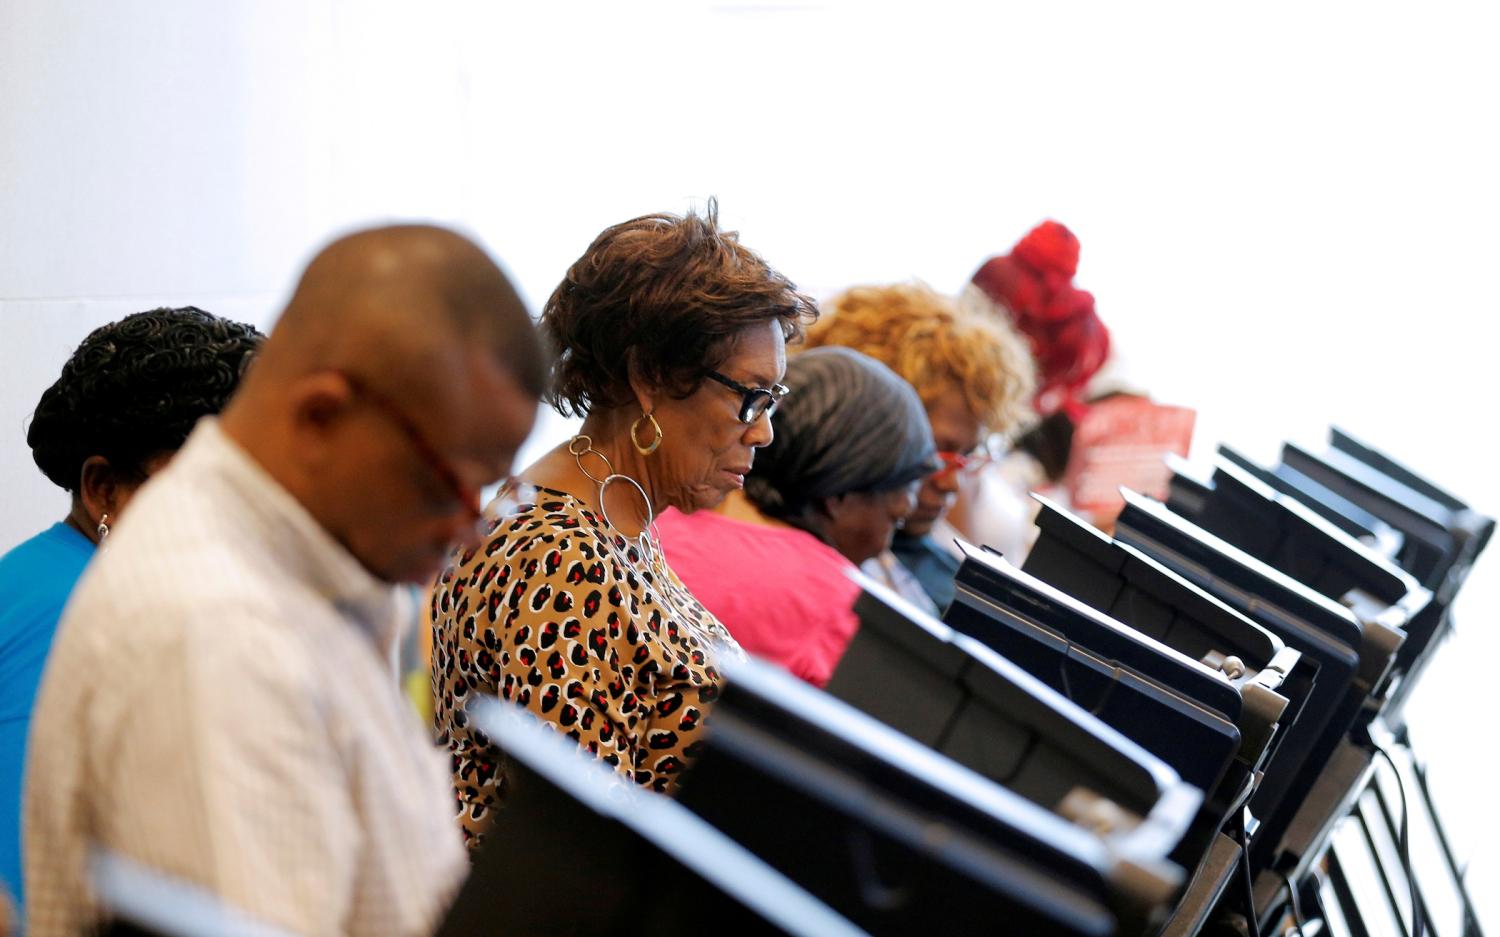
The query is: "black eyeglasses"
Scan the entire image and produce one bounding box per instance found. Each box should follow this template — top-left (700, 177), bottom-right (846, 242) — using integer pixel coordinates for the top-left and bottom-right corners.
top-left (704, 369), bottom-right (790, 424)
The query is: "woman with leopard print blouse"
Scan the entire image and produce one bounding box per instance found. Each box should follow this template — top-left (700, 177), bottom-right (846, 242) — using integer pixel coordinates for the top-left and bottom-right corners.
top-left (430, 201), bottom-right (817, 848)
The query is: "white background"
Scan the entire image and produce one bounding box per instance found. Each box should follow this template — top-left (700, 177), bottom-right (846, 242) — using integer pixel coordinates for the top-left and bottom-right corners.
top-left (3, 0), bottom-right (1496, 919)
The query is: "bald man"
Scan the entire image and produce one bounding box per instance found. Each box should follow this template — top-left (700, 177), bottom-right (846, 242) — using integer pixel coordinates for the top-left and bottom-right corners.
top-left (24, 226), bottom-right (543, 936)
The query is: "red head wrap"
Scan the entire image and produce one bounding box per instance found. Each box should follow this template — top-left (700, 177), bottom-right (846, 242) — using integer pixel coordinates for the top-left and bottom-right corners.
top-left (971, 220), bottom-right (1109, 420)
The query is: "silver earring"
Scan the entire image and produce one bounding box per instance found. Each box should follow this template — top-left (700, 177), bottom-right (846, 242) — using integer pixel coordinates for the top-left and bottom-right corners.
top-left (96, 513), bottom-right (110, 542)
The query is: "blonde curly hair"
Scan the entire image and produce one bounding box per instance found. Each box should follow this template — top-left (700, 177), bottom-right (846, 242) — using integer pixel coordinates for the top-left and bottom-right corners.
top-left (805, 281), bottom-right (1036, 437)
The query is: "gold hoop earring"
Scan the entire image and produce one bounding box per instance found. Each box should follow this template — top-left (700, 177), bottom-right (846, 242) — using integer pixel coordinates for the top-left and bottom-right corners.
top-left (630, 410), bottom-right (663, 455)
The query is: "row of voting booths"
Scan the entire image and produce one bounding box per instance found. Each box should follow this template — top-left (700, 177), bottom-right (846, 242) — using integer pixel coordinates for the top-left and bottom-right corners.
top-left (103, 428), bottom-right (1492, 937)
top-left (440, 427), bottom-right (1492, 937)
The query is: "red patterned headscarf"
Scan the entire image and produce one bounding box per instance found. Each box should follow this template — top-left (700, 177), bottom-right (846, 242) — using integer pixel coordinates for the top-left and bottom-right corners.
top-left (971, 220), bottom-right (1110, 421)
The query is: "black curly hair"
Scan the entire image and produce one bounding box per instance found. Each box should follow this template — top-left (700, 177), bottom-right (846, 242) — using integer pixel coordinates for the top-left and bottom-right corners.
top-left (26, 307), bottom-right (265, 492)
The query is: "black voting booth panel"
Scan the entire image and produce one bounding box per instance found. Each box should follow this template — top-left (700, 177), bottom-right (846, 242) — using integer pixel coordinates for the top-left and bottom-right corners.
top-left (1224, 439), bottom-right (1492, 728)
top-left (1317, 428), bottom-right (1496, 726)
top-left (1216, 443), bottom-right (1407, 555)
top-left (673, 656), bottom-right (1167, 936)
top-left (943, 542), bottom-right (1247, 871)
top-left (1150, 459), bottom-right (1427, 883)
top-left (1304, 430), bottom-right (1493, 568)
top-left (1277, 440), bottom-right (1493, 731)
top-left (1111, 488), bottom-right (1374, 874)
top-left (1213, 445), bottom-right (1448, 675)
top-left (1167, 454), bottom-right (1426, 732)
top-left (1330, 426), bottom-right (1496, 561)
top-left (1328, 428), bottom-right (1468, 510)
top-left (1167, 454), bottom-right (1429, 650)
top-left (440, 698), bottom-right (870, 937)
top-left (1291, 432), bottom-right (1495, 622)
top-left (1184, 433), bottom-right (1493, 937)
top-left (1019, 497), bottom-right (1299, 774)
top-left (1279, 441), bottom-right (1479, 596)
top-left (826, 575), bottom-right (1202, 867)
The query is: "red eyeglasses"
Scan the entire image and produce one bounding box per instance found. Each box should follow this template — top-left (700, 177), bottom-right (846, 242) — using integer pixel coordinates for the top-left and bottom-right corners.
top-left (931, 448), bottom-right (993, 482)
top-left (336, 371), bottom-right (484, 526)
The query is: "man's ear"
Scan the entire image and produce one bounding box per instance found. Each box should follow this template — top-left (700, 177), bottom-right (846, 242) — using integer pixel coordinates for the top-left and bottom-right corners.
top-left (289, 371), bottom-right (357, 434)
top-left (283, 372), bottom-right (362, 478)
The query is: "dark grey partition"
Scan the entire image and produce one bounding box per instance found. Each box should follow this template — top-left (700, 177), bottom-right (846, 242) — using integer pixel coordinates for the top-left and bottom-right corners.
top-left (1113, 489), bottom-right (1370, 874)
top-left (943, 543), bottom-right (1255, 873)
top-left (1217, 443), bottom-right (1405, 554)
top-left (1275, 439), bottom-right (1493, 726)
top-left (442, 699), bottom-right (872, 937)
top-left (1020, 497), bottom-right (1299, 775)
top-left (1330, 428), bottom-right (1479, 522)
top-left (828, 576), bottom-right (1201, 868)
top-left (1168, 456), bottom-right (1423, 703)
top-left (1281, 442), bottom-right (1460, 591)
top-left (1171, 457), bottom-right (1423, 614)
top-left (675, 656), bottom-right (1179, 935)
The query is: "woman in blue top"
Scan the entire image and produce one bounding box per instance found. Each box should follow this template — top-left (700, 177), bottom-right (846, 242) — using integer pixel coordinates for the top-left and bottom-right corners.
top-left (0, 307), bottom-right (262, 911)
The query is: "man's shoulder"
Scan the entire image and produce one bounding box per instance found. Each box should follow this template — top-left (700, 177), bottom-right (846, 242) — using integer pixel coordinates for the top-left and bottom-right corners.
top-left (49, 590), bottom-right (329, 746)
top-left (57, 537), bottom-right (311, 679)
top-left (35, 561), bottom-right (329, 775)
top-left (72, 534), bottom-right (280, 620)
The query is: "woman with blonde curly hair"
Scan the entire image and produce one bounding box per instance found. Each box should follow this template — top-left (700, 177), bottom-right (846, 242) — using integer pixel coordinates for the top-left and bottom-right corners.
top-left (803, 281), bottom-right (1035, 611)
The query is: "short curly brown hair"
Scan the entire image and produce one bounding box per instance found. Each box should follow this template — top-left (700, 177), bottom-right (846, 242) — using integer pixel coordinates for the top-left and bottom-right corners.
top-left (539, 201), bottom-right (818, 417)
top-left (805, 282), bottom-right (1035, 436)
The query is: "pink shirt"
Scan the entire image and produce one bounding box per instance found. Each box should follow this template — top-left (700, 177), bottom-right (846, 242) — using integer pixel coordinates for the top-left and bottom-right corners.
top-left (656, 508), bottom-right (862, 688)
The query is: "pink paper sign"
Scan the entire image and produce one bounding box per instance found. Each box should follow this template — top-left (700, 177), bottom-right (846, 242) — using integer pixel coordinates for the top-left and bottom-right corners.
top-left (1065, 397), bottom-right (1197, 521)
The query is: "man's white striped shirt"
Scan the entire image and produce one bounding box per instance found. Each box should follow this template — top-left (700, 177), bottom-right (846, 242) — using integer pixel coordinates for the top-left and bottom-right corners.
top-left (25, 419), bottom-right (467, 936)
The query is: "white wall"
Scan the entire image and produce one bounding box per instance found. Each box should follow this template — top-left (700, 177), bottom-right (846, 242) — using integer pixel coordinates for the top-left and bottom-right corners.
top-left (3, 0), bottom-right (1498, 913)
top-left (0, 0), bottom-right (477, 543)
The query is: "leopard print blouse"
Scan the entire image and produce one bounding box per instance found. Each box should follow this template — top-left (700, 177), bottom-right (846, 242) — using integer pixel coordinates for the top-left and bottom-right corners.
top-left (430, 484), bottom-right (742, 849)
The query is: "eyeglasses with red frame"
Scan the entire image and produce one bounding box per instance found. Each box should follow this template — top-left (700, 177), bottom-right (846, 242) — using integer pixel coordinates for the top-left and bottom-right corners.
top-left (336, 371), bottom-right (484, 526)
top-left (931, 446), bottom-right (995, 482)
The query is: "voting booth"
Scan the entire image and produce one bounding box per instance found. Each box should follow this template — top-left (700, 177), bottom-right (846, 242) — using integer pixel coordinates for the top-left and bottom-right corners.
top-left (417, 427), bottom-right (1489, 937)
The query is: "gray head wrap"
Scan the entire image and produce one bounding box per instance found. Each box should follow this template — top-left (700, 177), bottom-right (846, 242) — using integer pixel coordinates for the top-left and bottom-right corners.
top-left (745, 346), bottom-right (936, 523)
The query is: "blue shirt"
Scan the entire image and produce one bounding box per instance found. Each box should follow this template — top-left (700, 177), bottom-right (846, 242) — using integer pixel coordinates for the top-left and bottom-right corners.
top-left (0, 522), bottom-right (93, 911)
top-left (889, 531), bottom-right (961, 613)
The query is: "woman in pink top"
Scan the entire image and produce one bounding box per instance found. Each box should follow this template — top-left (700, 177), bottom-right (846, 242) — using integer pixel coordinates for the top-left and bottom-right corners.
top-left (657, 347), bottom-right (936, 686)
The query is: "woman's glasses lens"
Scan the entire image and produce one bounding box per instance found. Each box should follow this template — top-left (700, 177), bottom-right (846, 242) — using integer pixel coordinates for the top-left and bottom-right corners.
top-left (744, 393), bottom-right (774, 422)
top-left (705, 369), bottom-right (788, 425)
top-left (933, 449), bottom-right (990, 480)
